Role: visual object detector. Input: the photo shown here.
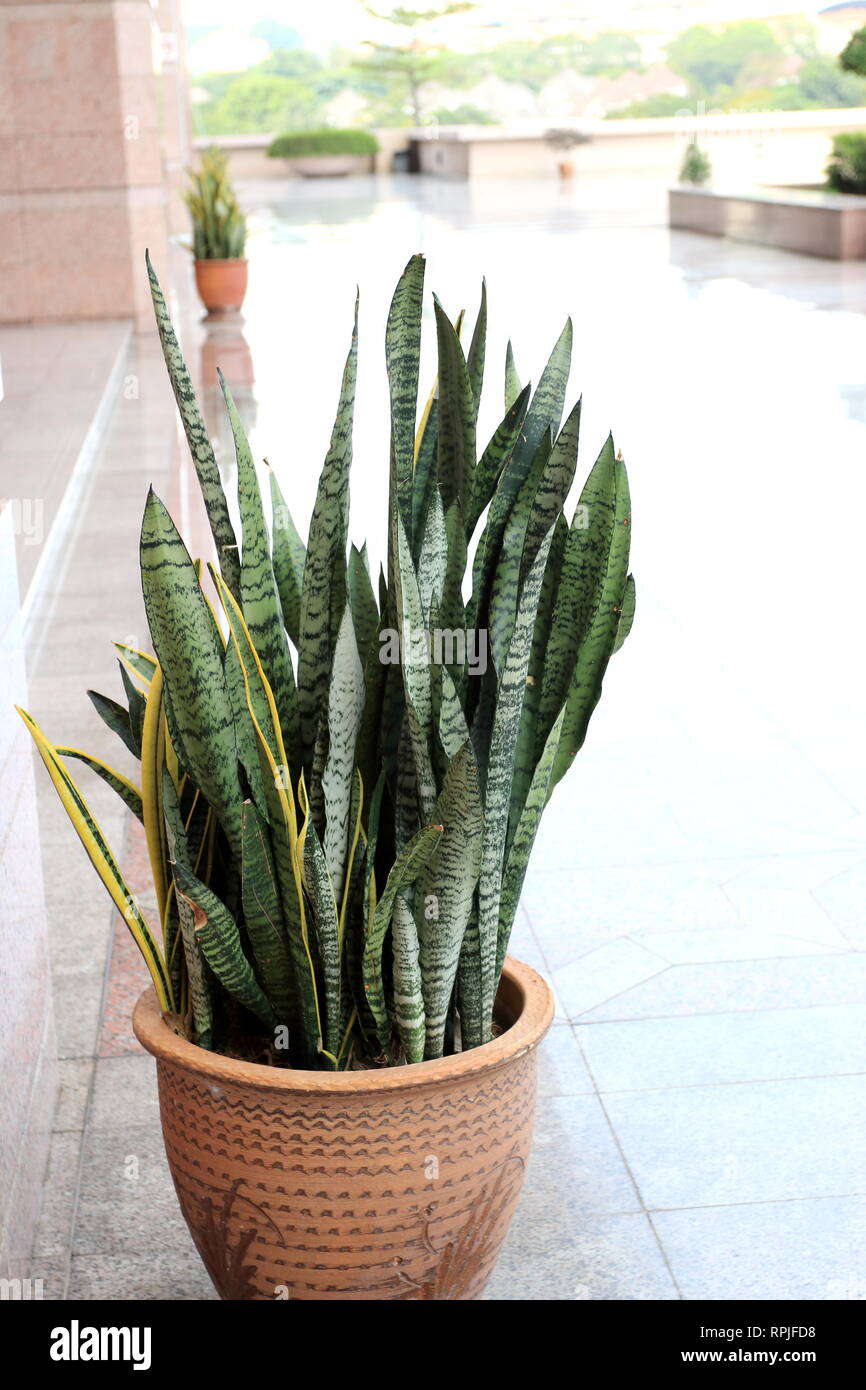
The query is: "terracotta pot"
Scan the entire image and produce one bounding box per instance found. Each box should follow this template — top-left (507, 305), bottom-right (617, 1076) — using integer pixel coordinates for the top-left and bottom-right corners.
top-left (558, 159), bottom-right (575, 179)
top-left (194, 258), bottom-right (248, 315)
top-left (133, 956), bottom-right (553, 1301)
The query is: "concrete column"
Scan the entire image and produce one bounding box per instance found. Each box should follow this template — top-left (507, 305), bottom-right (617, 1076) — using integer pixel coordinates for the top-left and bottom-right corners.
top-left (0, 0), bottom-right (171, 331)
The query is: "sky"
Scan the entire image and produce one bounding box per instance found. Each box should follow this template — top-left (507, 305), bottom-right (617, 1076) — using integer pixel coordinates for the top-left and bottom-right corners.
top-left (180, 1), bottom-right (830, 47)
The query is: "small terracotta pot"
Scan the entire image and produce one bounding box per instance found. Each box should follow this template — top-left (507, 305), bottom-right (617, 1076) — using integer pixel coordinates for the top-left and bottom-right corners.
top-left (558, 159), bottom-right (575, 179)
top-left (133, 956), bottom-right (553, 1301)
top-left (193, 258), bottom-right (248, 315)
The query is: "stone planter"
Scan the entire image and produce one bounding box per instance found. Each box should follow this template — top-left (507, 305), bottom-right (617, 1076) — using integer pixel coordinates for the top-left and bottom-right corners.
top-left (288, 154), bottom-right (366, 178)
top-left (669, 185), bottom-right (866, 259)
top-left (133, 955), bottom-right (554, 1301)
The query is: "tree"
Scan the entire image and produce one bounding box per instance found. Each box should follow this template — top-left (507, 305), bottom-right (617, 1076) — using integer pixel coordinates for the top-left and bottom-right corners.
top-left (581, 30), bottom-right (643, 77)
top-left (198, 72), bottom-right (322, 136)
top-left (353, 3), bottom-right (478, 126)
top-left (666, 20), bottom-right (781, 100)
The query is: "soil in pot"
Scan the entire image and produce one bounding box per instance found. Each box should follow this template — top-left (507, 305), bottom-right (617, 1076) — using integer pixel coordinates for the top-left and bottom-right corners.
top-left (133, 956), bottom-right (554, 1301)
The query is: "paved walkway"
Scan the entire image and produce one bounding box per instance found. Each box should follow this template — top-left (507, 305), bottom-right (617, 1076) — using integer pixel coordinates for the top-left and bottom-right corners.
top-left (17, 174), bottom-right (866, 1299)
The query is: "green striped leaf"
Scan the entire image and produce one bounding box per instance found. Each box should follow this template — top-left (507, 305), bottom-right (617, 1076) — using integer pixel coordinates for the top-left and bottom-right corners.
top-left (496, 707), bottom-right (566, 980)
top-left (511, 318), bottom-right (572, 476)
top-left (392, 895), bottom-right (425, 1063)
top-left (504, 340), bottom-right (521, 412)
top-left (487, 429), bottom-right (552, 673)
top-left (417, 740), bottom-right (483, 1059)
top-left (54, 748), bottom-right (143, 822)
top-left (268, 466), bottom-right (306, 646)
top-left (386, 253), bottom-right (425, 540)
top-left (221, 371), bottom-right (298, 751)
top-left (145, 251), bottom-right (241, 599)
top-left (174, 860), bottom-right (276, 1030)
top-left (362, 822), bottom-right (443, 1053)
top-left (434, 297), bottom-right (476, 519)
top-left (521, 397), bottom-right (581, 582)
top-left (536, 433), bottom-right (618, 753)
top-left (223, 637), bottom-right (269, 816)
top-left (613, 574), bottom-right (636, 653)
top-left (507, 511), bottom-right (568, 853)
top-left (411, 396), bottom-right (439, 560)
top-left (139, 490), bottom-right (243, 855)
top-left (478, 527), bottom-right (555, 1028)
top-left (162, 771), bottom-right (212, 1049)
top-left (113, 642), bottom-right (156, 685)
top-left (467, 383), bottom-right (531, 538)
top-left (466, 278), bottom-right (487, 422)
top-left (241, 799), bottom-right (294, 1029)
top-left (298, 295), bottom-right (358, 767)
top-left (87, 690), bottom-right (138, 759)
top-left (394, 511), bottom-right (436, 820)
top-left (18, 708), bottom-right (174, 1012)
top-left (322, 606), bottom-right (364, 905)
top-left (549, 454), bottom-right (632, 794)
top-left (299, 795), bottom-right (342, 1060)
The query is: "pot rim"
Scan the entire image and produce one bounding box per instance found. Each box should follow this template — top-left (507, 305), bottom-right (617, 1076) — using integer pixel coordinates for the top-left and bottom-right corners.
top-left (193, 257), bottom-right (248, 268)
top-left (133, 954), bottom-right (554, 1096)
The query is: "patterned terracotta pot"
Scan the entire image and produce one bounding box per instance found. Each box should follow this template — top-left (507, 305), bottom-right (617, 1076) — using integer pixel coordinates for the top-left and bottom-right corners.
top-left (193, 258), bottom-right (248, 315)
top-left (133, 956), bottom-right (553, 1301)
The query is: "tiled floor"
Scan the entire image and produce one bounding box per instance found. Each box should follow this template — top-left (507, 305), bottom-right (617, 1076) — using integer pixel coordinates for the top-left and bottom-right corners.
top-left (15, 173), bottom-right (866, 1300)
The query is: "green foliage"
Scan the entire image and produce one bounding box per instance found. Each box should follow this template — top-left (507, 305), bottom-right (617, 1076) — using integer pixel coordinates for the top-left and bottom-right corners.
top-left (666, 20), bottom-right (781, 100)
top-left (23, 254), bottom-right (634, 1072)
top-left (827, 133), bottom-right (866, 194)
top-left (606, 93), bottom-right (687, 120)
top-left (267, 129), bottom-right (380, 158)
top-left (433, 103), bottom-right (496, 125)
top-left (183, 148), bottom-right (247, 260)
top-left (840, 25), bottom-right (866, 78)
top-left (197, 72), bottom-right (322, 136)
top-left (354, 3), bottom-right (479, 125)
top-left (679, 140), bottom-right (711, 185)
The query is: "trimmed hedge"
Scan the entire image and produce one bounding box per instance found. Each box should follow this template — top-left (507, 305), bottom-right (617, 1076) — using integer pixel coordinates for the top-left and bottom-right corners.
top-left (267, 130), bottom-right (380, 159)
top-left (826, 133), bottom-right (866, 194)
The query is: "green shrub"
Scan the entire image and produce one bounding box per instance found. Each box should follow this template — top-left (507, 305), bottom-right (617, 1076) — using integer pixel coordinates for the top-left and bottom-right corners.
top-left (679, 140), bottom-right (712, 186)
top-left (840, 26), bottom-right (866, 78)
top-left (826, 133), bottom-right (866, 193)
top-left (267, 129), bottom-right (380, 159)
top-left (183, 148), bottom-right (247, 260)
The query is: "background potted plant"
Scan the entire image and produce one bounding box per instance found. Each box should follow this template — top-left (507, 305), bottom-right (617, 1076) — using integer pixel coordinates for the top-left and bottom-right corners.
top-left (679, 139), bottom-right (712, 187)
top-left (20, 253), bottom-right (634, 1301)
top-left (184, 147), bottom-right (248, 316)
top-left (544, 127), bottom-right (592, 180)
top-left (267, 128), bottom-right (380, 177)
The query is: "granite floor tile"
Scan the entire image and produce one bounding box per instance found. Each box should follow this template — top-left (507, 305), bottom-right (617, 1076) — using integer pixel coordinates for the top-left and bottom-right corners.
top-left (486, 1211), bottom-right (679, 1301)
top-left (67, 1247), bottom-right (218, 1301)
top-left (580, 952), bottom-right (866, 1023)
top-left (604, 1074), bottom-right (866, 1210)
top-left (577, 1004), bottom-right (866, 1092)
top-left (32, 1130), bottom-right (83, 1260)
top-left (536, 1024), bottom-right (595, 1098)
top-left (552, 937), bottom-right (669, 1019)
top-left (652, 1195), bottom-right (866, 1301)
top-left (53, 1058), bottom-right (94, 1132)
top-left (89, 1054), bottom-right (159, 1131)
top-left (519, 1094), bottom-right (641, 1220)
top-left (72, 1125), bottom-right (186, 1257)
top-left (630, 924), bottom-right (847, 964)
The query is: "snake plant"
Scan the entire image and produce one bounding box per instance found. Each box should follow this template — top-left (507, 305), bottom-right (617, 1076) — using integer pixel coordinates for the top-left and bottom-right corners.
top-left (184, 147), bottom-right (247, 261)
top-left (20, 253), bottom-right (634, 1070)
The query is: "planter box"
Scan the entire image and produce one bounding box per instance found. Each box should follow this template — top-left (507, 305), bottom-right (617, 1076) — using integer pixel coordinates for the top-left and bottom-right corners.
top-left (284, 154), bottom-right (367, 178)
top-left (669, 185), bottom-right (866, 259)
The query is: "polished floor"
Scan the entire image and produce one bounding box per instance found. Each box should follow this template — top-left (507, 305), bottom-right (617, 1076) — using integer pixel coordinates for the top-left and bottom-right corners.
top-left (15, 173), bottom-right (866, 1299)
